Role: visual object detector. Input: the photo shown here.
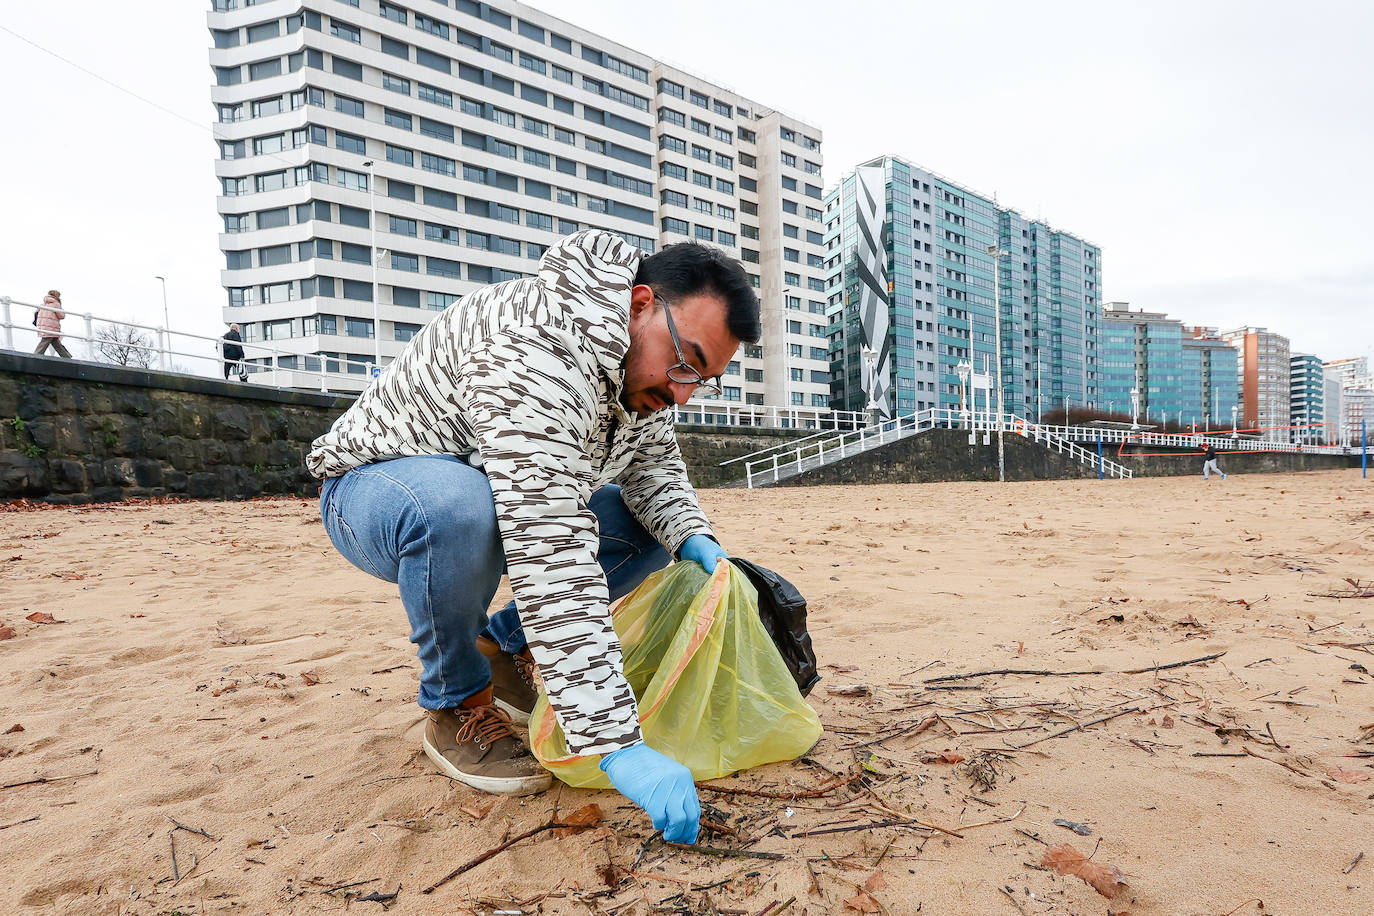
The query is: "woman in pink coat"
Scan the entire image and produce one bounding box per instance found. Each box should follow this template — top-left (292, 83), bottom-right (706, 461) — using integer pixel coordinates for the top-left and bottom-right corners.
top-left (34, 290), bottom-right (72, 358)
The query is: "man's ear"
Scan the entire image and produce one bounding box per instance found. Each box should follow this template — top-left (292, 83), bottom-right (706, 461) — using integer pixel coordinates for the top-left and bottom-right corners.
top-left (629, 284), bottom-right (658, 318)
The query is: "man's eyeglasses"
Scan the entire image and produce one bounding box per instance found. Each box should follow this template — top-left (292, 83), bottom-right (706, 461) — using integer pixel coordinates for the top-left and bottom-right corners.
top-left (656, 295), bottom-right (722, 397)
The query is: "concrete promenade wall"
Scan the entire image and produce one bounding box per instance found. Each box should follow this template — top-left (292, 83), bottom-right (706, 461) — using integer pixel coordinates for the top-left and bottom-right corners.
top-left (0, 353), bottom-right (812, 502)
top-left (767, 428), bottom-right (1355, 487)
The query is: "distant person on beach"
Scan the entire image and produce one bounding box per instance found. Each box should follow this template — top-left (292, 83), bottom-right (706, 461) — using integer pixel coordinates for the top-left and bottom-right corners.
top-left (33, 290), bottom-right (72, 359)
top-left (221, 323), bottom-right (245, 380)
top-left (1203, 444), bottom-right (1226, 481)
top-left (307, 231), bottom-right (759, 844)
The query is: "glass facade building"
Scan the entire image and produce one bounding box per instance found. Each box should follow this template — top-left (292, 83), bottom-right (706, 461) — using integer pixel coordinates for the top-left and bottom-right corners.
top-left (1100, 304), bottom-right (1240, 427)
top-left (823, 156), bottom-right (1101, 418)
top-left (1289, 354), bottom-right (1325, 443)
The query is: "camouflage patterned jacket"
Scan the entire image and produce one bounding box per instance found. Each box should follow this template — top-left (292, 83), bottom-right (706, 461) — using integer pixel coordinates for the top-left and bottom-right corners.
top-left (306, 230), bottom-right (713, 754)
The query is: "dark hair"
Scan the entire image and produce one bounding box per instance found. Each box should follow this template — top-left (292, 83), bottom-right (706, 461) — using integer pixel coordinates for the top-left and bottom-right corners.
top-left (635, 242), bottom-right (761, 343)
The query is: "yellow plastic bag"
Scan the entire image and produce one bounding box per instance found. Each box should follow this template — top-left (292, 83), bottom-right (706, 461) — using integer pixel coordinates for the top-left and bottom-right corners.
top-left (529, 561), bottom-right (823, 788)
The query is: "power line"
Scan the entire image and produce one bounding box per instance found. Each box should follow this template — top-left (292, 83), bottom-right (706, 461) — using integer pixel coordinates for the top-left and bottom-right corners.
top-left (0, 23), bottom-right (210, 136)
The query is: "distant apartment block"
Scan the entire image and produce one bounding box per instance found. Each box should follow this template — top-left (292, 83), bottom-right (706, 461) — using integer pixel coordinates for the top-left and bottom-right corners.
top-left (1323, 356), bottom-right (1372, 445)
top-left (822, 156), bottom-right (1102, 419)
top-left (1288, 353), bottom-right (1325, 443)
top-left (1221, 327), bottom-right (1290, 431)
top-left (208, 0), bottom-right (828, 407)
top-left (1098, 304), bottom-right (1239, 427)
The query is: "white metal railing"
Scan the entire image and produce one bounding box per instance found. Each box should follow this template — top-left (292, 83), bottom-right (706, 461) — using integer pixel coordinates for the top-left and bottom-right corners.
top-left (4, 294), bottom-right (865, 430)
top-left (675, 403), bottom-right (867, 431)
top-left (734, 408), bottom-right (1360, 487)
top-left (2, 295), bottom-right (377, 393)
top-left (1014, 418), bottom-right (1133, 479)
top-left (1024, 421), bottom-right (1353, 456)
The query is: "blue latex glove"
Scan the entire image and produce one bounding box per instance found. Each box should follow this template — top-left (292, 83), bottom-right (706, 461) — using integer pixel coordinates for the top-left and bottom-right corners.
top-left (600, 742), bottom-right (700, 844)
top-left (680, 534), bottom-right (728, 572)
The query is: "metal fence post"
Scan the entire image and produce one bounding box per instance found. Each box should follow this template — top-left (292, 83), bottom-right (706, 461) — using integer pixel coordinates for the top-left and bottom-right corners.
top-left (84, 313), bottom-right (95, 360)
top-left (0, 297), bottom-right (11, 350)
top-left (1097, 434), bottom-right (1104, 480)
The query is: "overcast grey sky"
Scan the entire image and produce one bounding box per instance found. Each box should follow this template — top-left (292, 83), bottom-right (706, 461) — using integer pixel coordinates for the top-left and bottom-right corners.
top-left (1, 0), bottom-right (1369, 365)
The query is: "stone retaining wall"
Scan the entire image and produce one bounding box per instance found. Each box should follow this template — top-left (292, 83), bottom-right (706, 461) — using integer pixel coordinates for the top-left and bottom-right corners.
top-left (0, 353), bottom-right (809, 502)
top-left (0, 353), bottom-right (351, 504)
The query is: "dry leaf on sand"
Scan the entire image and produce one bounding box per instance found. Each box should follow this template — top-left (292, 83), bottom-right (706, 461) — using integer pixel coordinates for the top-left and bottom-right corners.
top-left (844, 889), bottom-right (881, 913)
top-left (921, 750), bottom-right (965, 764)
top-left (863, 871), bottom-right (887, 893)
top-left (554, 803), bottom-right (604, 837)
top-left (25, 612), bottom-right (60, 624)
top-left (1326, 766), bottom-right (1371, 784)
top-left (1040, 843), bottom-right (1126, 898)
top-left (0, 626), bottom-right (16, 641)
top-left (299, 671), bottom-right (321, 686)
top-left (4, 724), bottom-right (23, 734)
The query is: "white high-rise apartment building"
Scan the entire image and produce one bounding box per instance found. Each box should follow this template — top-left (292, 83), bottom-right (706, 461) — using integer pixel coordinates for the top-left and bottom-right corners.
top-left (207, 0), bottom-right (830, 413)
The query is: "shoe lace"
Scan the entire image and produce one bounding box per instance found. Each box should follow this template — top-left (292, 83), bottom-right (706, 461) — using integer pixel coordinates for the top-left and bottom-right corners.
top-left (513, 653), bottom-right (537, 689)
top-left (454, 704), bottom-right (518, 750)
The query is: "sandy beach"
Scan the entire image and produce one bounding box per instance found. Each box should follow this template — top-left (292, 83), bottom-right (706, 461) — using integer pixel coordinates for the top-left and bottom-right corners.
top-left (1, 470), bottom-right (1371, 915)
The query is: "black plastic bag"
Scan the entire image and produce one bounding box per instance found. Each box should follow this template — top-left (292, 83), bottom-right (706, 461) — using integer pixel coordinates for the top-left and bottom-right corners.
top-left (728, 558), bottom-right (820, 696)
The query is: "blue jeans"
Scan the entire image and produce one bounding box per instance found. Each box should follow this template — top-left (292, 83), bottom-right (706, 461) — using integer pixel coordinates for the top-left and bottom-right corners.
top-left (319, 455), bottom-right (670, 710)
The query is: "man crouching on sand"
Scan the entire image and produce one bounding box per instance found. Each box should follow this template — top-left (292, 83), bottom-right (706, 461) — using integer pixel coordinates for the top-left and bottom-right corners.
top-left (306, 230), bottom-right (760, 845)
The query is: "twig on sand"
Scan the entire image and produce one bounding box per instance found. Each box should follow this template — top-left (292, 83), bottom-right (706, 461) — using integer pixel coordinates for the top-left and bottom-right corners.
top-left (167, 816), bottom-right (216, 840)
top-left (999, 885), bottom-right (1031, 914)
top-left (1243, 746), bottom-right (1310, 778)
top-left (668, 843), bottom-right (787, 861)
top-left (356, 887), bottom-right (400, 905)
top-left (1015, 708), bottom-right (1140, 749)
top-left (700, 775), bottom-right (854, 800)
top-left (423, 821), bottom-right (576, 893)
top-left (0, 816), bottom-right (40, 830)
top-left (925, 668), bottom-right (1102, 684)
top-left (753, 895), bottom-right (795, 916)
top-left (1122, 652), bottom-right (1226, 675)
top-left (323, 878), bottom-right (380, 895)
top-left (1, 770), bottom-right (98, 791)
top-left (701, 818), bottom-right (739, 838)
top-left (1343, 852), bottom-right (1364, 874)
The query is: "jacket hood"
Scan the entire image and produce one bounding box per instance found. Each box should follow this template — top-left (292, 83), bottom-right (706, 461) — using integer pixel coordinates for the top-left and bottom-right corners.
top-left (536, 230), bottom-right (642, 420)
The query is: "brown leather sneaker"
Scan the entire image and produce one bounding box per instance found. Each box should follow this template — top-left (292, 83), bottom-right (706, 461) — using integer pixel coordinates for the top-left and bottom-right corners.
top-left (476, 636), bottom-right (539, 723)
top-left (421, 687), bottom-right (552, 796)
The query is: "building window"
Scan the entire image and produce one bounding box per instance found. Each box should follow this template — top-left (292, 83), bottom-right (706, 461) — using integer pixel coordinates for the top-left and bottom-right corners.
top-left (330, 20), bottom-right (360, 43)
top-left (662, 217), bottom-right (688, 235)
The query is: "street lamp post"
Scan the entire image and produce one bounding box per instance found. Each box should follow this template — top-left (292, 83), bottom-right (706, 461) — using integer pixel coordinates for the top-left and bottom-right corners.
top-left (862, 346), bottom-right (880, 427)
top-left (155, 275), bottom-right (170, 368)
top-left (987, 244), bottom-right (1007, 482)
top-left (362, 160), bottom-right (382, 372)
top-left (1231, 404), bottom-right (1239, 439)
top-left (781, 287), bottom-right (792, 426)
top-left (1036, 351), bottom-right (1043, 422)
top-left (1130, 387), bottom-right (1141, 430)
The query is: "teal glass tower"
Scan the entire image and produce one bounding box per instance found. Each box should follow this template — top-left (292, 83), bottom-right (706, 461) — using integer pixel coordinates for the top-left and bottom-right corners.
top-left (824, 156), bottom-right (1102, 419)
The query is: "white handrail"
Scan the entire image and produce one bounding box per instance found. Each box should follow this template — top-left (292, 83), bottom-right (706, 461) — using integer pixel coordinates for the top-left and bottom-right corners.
top-left (2, 294), bottom-right (376, 393)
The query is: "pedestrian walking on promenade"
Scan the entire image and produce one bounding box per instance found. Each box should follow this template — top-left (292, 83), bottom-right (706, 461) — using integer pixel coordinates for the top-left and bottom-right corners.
top-left (33, 290), bottom-right (73, 358)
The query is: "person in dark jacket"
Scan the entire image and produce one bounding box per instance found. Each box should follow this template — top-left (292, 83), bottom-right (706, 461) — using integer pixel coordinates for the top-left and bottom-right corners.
top-left (1202, 444), bottom-right (1226, 481)
top-left (221, 323), bottom-right (245, 380)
